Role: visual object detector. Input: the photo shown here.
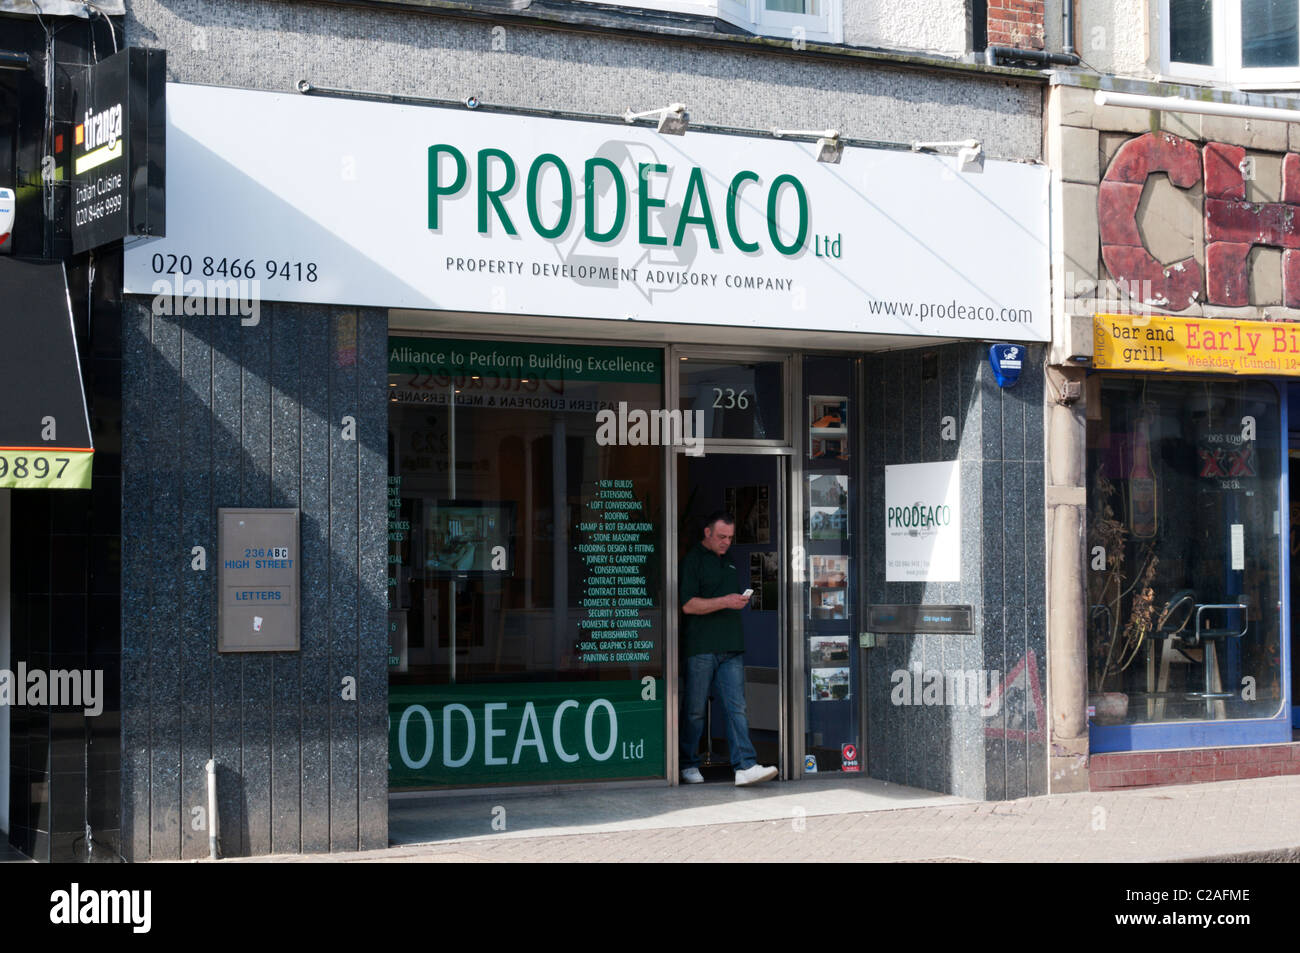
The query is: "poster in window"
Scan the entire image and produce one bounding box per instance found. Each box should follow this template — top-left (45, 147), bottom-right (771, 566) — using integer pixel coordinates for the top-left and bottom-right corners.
top-left (424, 500), bottom-right (515, 576)
top-left (809, 634), bottom-right (850, 666)
top-left (809, 554), bottom-right (849, 620)
top-left (726, 484), bottom-right (770, 544)
top-left (809, 395), bottom-right (849, 460)
top-left (749, 551), bottom-right (779, 611)
top-left (808, 473), bottom-right (848, 540)
top-left (811, 666), bottom-right (851, 701)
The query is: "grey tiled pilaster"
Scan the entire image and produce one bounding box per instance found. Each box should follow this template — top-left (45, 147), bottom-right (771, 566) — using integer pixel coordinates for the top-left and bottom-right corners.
top-left (865, 342), bottom-right (1047, 800)
top-left (121, 302), bottom-right (388, 858)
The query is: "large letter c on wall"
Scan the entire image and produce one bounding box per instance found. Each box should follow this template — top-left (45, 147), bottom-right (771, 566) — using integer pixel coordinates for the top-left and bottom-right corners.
top-left (1098, 132), bottom-right (1203, 312)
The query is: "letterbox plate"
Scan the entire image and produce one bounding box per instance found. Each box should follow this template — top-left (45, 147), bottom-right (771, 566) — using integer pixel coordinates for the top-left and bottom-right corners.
top-left (219, 508), bottom-right (300, 652)
top-left (867, 604), bottom-right (973, 634)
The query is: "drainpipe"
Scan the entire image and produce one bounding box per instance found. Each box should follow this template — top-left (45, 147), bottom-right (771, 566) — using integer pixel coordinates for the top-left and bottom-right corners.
top-left (985, 46), bottom-right (1080, 67)
top-left (206, 759), bottom-right (220, 860)
top-left (985, 0), bottom-right (1080, 67)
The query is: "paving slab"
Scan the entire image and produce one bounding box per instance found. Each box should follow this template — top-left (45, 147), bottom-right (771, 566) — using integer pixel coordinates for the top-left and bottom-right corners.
top-left (387, 774), bottom-right (967, 845)
top-left (220, 774), bottom-right (1300, 863)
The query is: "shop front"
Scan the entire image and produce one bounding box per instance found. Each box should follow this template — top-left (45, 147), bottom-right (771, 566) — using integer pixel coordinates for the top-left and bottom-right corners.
top-left (1088, 315), bottom-right (1292, 753)
top-left (383, 336), bottom-right (875, 786)
top-left (1045, 76), bottom-right (1300, 791)
top-left (116, 78), bottom-right (1050, 855)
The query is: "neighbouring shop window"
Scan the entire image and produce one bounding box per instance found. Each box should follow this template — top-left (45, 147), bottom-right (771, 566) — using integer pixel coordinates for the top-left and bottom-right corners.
top-left (1086, 377), bottom-right (1284, 727)
top-left (387, 336), bottom-right (666, 787)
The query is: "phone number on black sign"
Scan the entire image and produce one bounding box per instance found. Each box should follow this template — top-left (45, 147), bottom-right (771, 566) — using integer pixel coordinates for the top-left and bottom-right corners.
top-left (150, 254), bottom-right (318, 282)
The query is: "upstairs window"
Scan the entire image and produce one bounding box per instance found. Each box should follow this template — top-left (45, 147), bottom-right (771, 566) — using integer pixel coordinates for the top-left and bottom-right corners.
top-left (733, 0), bottom-right (841, 44)
top-left (1163, 0), bottom-right (1300, 88)
top-left (594, 0), bottom-right (842, 44)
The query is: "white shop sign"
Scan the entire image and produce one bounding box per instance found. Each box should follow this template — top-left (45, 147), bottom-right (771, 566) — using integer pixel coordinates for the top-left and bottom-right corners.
top-left (125, 83), bottom-right (1050, 341)
top-left (885, 461), bottom-right (961, 582)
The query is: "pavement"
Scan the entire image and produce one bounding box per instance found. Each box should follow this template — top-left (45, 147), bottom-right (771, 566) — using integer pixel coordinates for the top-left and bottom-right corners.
top-left (225, 771), bottom-right (1300, 863)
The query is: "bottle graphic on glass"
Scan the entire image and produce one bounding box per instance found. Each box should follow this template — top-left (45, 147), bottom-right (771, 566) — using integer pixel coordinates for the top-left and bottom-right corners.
top-left (1129, 413), bottom-right (1158, 538)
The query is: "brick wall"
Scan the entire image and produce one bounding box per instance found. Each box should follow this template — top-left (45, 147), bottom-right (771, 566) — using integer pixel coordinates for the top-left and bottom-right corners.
top-left (987, 0), bottom-right (1045, 51)
top-left (1091, 744), bottom-right (1300, 790)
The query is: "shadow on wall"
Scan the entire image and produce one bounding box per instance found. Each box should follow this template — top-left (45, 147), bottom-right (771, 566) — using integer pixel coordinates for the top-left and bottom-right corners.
top-left (121, 298), bottom-right (390, 860)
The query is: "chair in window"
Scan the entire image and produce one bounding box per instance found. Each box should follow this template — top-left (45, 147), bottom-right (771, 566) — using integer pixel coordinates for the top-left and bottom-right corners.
top-left (1153, 589), bottom-right (1248, 720)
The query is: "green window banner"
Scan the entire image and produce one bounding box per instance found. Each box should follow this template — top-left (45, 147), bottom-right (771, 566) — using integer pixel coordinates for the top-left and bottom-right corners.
top-left (388, 336), bottom-right (662, 384)
top-left (389, 680), bottom-right (665, 787)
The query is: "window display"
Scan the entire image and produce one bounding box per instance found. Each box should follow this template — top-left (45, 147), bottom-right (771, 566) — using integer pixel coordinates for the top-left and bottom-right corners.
top-left (1086, 377), bottom-right (1284, 726)
top-left (802, 355), bottom-right (859, 767)
top-left (387, 336), bottom-right (666, 786)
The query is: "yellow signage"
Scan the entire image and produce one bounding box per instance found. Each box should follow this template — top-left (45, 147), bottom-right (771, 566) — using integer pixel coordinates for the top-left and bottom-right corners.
top-left (1094, 313), bottom-right (1300, 376)
top-left (0, 449), bottom-right (93, 490)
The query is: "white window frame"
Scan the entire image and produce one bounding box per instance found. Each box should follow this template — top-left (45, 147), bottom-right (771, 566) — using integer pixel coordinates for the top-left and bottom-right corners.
top-left (1160, 0), bottom-right (1300, 89)
top-left (594, 0), bottom-right (720, 15)
top-left (719, 0), bottom-right (843, 44)
top-left (588, 0), bottom-right (842, 44)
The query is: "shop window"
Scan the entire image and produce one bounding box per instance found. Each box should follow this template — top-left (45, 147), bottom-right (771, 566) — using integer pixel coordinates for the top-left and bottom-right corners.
top-left (1086, 377), bottom-right (1286, 732)
top-left (802, 355), bottom-right (859, 773)
top-left (386, 337), bottom-right (666, 787)
top-left (1162, 0), bottom-right (1300, 88)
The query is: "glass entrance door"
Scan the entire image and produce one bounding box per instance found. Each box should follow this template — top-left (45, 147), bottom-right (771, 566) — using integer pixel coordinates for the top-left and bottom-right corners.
top-left (678, 451), bottom-right (787, 776)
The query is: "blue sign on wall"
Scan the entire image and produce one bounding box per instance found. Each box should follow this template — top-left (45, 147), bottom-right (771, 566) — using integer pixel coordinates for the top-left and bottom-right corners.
top-left (988, 344), bottom-right (1024, 388)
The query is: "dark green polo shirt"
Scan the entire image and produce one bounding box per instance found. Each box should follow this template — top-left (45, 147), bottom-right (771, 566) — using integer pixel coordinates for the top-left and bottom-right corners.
top-left (679, 542), bottom-right (745, 658)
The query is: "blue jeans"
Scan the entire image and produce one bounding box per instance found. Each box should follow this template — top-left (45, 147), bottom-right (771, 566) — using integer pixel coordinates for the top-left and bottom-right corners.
top-left (680, 651), bottom-right (757, 772)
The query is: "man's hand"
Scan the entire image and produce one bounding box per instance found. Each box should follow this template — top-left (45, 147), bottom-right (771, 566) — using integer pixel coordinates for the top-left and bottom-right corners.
top-left (721, 592), bottom-right (751, 610)
top-left (682, 592), bottom-right (752, 614)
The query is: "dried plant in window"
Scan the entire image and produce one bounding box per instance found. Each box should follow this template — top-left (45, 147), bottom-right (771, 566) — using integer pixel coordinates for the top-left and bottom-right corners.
top-left (1089, 471), bottom-right (1159, 692)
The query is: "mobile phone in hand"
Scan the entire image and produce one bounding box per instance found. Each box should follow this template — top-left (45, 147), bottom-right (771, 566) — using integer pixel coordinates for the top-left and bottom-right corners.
top-left (742, 588), bottom-right (754, 600)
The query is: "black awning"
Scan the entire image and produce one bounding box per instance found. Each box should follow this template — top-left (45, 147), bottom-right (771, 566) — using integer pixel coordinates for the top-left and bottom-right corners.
top-left (0, 257), bottom-right (94, 489)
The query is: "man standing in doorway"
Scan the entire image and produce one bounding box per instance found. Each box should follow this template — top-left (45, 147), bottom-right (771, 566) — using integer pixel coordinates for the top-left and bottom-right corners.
top-left (679, 511), bottom-right (778, 787)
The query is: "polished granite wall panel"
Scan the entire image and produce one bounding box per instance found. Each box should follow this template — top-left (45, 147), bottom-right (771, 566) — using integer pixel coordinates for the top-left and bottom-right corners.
top-left (356, 313), bottom-right (389, 851)
top-left (328, 312), bottom-right (360, 854)
top-left (209, 310), bottom-right (245, 856)
top-left (179, 315), bottom-right (212, 861)
top-left (120, 303), bottom-right (151, 862)
top-left (298, 307), bottom-right (333, 855)
top-left (864, 343), bottom-right (1047, 800)
top-left (147, 308), bottom-right (183, 860)
top-left (269, 305), bottom-right (303, 856)
top-left (241, 314), bottom-right (274, 858)
top-left (121, 301), bottom-right (389, 859)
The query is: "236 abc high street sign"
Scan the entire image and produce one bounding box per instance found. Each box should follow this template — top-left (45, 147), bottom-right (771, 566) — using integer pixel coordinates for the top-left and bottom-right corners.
top-left (124, 83), bottom-right (1048, 341)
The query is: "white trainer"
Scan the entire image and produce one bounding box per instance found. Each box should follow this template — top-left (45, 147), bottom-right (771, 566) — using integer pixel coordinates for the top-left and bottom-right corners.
top-left (734, 764), bottom-right (778, 786)
top-left (681, 767), bottom-right (704, 784)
